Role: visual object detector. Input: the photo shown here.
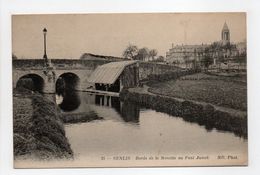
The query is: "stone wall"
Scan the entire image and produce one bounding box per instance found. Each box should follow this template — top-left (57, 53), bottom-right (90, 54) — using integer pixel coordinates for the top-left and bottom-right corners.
top-left (13, 59), bottom-right (111, 69)
top-left (146, 69), bottom-right (200, 83)
top-left (139, 62), bottom-right (182, 81)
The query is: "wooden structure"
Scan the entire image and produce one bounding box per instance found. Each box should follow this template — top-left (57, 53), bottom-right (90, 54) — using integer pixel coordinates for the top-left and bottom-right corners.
top-left (88, 61), bottom-right (139, 93)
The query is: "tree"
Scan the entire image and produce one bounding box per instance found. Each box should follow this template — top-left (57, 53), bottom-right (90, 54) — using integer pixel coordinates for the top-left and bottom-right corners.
top-left (134, 47), bottom-right (149, 61)
top-left (157, 55), bottom-right (164, 62)
top-left (148, 49), bottom-right (158, 61)
top-left (201, 48), bottom-right (213, 70)
top-left (122, 44), bottom-right (138, 60)
top-left (150, 55), bottom-right (165, 63)
top-left (202, 55), bottom-right (213, 70)
top-left (183, 51), bottom-right (190, 68)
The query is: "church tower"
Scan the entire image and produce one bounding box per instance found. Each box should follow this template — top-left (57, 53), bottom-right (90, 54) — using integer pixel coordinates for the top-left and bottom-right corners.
top-left (221, 22), bottom-right (230, 44)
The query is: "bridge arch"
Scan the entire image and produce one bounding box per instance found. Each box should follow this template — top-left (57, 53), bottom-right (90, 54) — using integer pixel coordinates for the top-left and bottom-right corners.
top-left (55, 72), bottom-right (80, 93)
top-left (16, 73), bottom-right (45, 93)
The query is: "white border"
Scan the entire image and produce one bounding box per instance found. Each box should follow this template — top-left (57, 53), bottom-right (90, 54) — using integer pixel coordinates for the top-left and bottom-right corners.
top-left (1, 0), bottom-right (260, 175)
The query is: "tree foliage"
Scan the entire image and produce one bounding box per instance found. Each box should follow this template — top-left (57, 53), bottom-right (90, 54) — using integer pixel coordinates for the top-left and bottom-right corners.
top-left (148, 49), bottom-right (158, 61)
top-left (202, 48), bottom-right (213, 69)
top-left (134, 47), bottom-right (149, 61)
top-left (201, 41), bottom-right (238, 69)
top-left (122, 44), bottom-right (138, 60)
top-left (150, 55), bottom-right (165, 62)
top-left (122, 44), bottom-right (160, 61)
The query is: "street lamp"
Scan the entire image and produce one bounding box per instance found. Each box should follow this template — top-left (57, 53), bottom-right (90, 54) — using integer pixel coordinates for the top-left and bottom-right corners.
top-left (43, 28), bottom-right (48, 66)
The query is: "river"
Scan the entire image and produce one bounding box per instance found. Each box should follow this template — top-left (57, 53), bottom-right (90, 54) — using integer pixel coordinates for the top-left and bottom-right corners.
top-left (56, 91), bottom-right (247, 167)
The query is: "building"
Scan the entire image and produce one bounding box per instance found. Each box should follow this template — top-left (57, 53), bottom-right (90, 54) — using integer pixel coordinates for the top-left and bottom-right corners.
top-left (221, 22), bottom-right (230, 44)
top-left (88, 61), bottom-right (139, 93)
top-left (166, 22), bottom-right (246, 68)
top-left (80, 52), bottom-right (127, 61)
top-left (165, 43), bottom-right (208, 67)
top-left (236, 41), bottom-right (247, 56)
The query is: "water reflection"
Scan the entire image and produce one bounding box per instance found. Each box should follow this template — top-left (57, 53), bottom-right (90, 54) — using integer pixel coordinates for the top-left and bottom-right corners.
top-left (56, 91), bottom-right (81, 112)
top-left (56, 91), bottom-right (246, 138)
top-left (57, 91), bottom-right (247, 164)
top-left (56, 92), bottom-right (140, 124)
top-left (121, 101), bottom-right (140, 123)
top-left (65, 109), bottom-right (247, 161)
top-left (95, 95), bottom-right (121, 114)
top-left (94, 94), bottom-right (139, 123)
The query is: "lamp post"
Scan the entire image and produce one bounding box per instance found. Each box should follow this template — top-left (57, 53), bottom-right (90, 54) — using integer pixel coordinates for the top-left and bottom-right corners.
top-left (43, 28), bottom-right (48, 67)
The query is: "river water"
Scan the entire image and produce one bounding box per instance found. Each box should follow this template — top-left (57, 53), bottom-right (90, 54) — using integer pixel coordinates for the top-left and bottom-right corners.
top-left (56, 91), bottom-right (247, 167)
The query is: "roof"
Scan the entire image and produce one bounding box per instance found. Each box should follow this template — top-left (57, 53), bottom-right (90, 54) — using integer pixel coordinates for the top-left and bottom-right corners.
top-left (80, 53), bottom-right (125, 61)
top-left (88, 60), bottom-right (138, 84)
top-left (169, 44), bottom-right (209, 52)
top-left (222, 22), bottom-right (229, 31)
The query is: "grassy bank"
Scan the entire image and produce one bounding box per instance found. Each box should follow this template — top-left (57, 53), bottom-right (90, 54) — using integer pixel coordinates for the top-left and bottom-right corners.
top-left (148, 73), bottom-right (247, 111)
top-left (13, 88), bottom-right (73, 160)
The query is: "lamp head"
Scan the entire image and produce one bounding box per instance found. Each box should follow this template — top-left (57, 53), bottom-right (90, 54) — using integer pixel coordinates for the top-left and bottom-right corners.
top-left (43, 28), bottom-right (47, 34)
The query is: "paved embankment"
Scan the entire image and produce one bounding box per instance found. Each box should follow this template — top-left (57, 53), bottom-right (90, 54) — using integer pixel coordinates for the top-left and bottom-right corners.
top-left (120, 86), bottom-right (247, 138)
top-left (13, 89), bottom-right (73, 160)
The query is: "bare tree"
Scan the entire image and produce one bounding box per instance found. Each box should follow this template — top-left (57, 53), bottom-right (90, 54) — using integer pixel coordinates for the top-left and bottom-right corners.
top-left (122, 44), bottom-right (138, 60)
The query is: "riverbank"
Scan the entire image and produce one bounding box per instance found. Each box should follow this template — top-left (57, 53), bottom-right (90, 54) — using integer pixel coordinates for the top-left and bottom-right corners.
top-left (13, 88), bottom-right (73, 160)
top-left (148, 73), bottom-right (247, 111)
top-left (120, 74), bottom-right (247, 138)
top-left (61, 111), bottom-right (103, 123)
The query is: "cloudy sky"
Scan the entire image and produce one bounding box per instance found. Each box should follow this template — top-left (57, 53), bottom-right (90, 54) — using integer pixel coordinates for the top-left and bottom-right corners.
top-left (12, 13), bottom-right (246, 59)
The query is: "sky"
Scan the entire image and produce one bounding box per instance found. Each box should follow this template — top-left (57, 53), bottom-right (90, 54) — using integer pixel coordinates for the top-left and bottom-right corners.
top-left (12, 13), bottom-right (246, 59)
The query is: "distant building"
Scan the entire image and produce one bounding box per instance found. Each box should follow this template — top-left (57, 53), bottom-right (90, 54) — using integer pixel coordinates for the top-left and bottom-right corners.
top-left (236, 41), bottom-right (247, 56)
top-left (165, 43), bottom-right (208, 65)
top-left (165, 22), bottom-right (246, 67)
top-left (221, 22), bottom-right (230, 44)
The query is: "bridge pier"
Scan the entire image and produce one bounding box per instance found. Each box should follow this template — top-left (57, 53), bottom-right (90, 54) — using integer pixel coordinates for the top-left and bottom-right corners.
top-left (42, 69), bottom-right (56, 94)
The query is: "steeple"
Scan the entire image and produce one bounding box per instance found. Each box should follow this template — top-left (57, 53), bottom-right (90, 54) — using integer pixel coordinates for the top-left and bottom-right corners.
top-left (222, 22), bottom-right (229, 31)
top-left (221, 22), bottom-right (230, 44)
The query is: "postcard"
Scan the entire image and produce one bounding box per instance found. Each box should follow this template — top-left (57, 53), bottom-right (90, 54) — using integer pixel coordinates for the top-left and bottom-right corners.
top-left (12, 13), bottom-right (247, 168)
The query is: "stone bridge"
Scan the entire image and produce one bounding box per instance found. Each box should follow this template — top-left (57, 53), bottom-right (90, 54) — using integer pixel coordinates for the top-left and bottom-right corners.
top-left (13, 58), bottom-right (181, 94)
top-left (13, 67), bottom-right (95, 93)
top-left (13, 59), bottom-right (110, 93)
